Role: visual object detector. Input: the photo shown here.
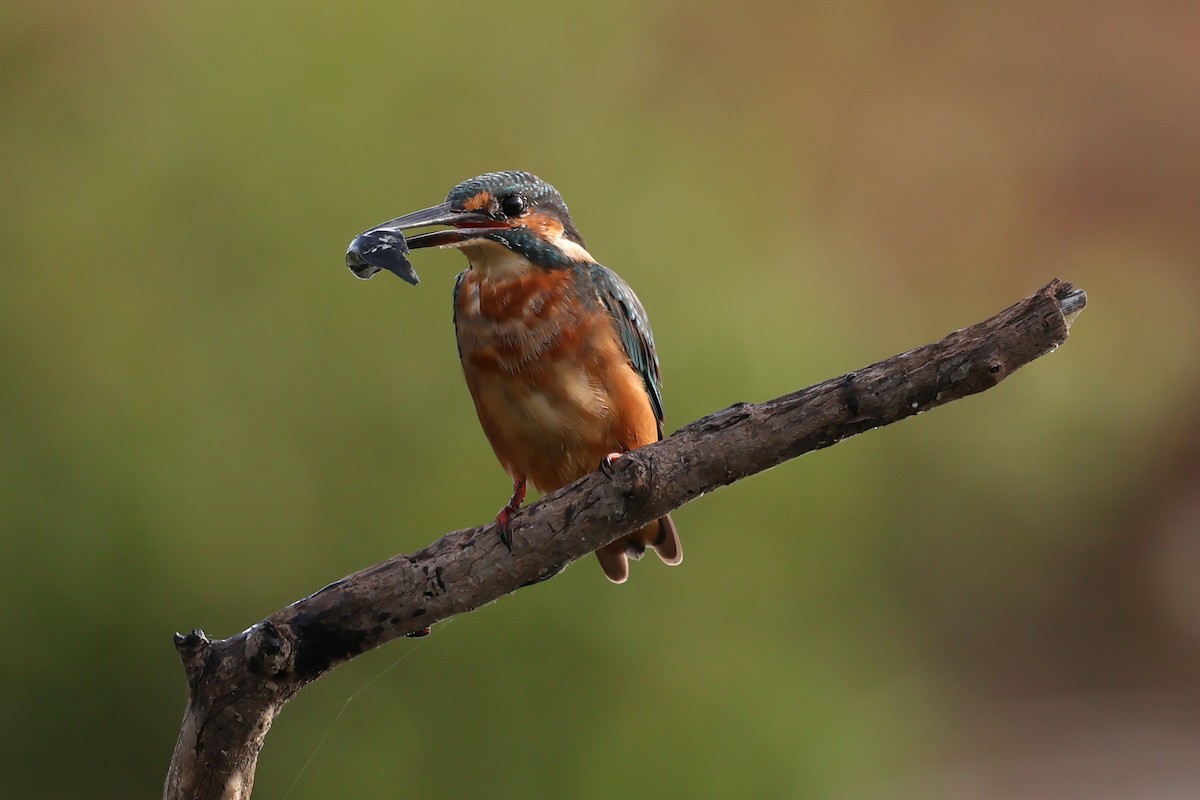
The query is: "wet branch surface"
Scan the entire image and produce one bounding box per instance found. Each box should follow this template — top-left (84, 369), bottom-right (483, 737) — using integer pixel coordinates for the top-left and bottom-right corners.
top-left (164, 280), bottom-right (1087, 799)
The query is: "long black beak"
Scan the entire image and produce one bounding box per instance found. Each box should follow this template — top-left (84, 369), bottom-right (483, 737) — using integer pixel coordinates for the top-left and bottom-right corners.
top-left (345, 202), bottom-right (502, 285)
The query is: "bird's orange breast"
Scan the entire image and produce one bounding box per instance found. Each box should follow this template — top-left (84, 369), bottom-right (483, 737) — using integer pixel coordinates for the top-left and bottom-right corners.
top-left (455, 268), bottom-right (658, 493)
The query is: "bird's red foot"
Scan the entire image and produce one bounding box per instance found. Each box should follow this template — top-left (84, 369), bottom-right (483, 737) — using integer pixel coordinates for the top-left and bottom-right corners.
top-left (599, 451), bottom-right (624, 478)
top-left (495, 506), bottom-right (516, 552)
top-left (495, 477), bottom-right (527, 552)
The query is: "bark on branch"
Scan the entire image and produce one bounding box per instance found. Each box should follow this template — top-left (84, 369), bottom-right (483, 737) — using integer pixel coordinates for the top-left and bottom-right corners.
top-left (164, 279), bottom-right (1087, 799)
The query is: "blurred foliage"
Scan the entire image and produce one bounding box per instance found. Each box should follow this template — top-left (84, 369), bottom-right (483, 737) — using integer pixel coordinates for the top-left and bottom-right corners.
top-left (3, 2), bottom-right (1199, 798)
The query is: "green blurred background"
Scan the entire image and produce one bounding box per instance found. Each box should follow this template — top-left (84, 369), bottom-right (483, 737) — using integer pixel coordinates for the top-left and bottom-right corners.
top-left (4, 2), bottom-right (1200, 798)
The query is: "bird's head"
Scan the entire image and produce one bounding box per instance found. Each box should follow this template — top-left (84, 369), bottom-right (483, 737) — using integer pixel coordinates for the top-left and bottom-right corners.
top-left (346, 171), bottom-right (592, 284)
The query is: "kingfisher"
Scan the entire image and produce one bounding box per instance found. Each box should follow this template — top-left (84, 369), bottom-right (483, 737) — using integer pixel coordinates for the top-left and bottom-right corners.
top-left (346, 171), bottom-right (681, 583)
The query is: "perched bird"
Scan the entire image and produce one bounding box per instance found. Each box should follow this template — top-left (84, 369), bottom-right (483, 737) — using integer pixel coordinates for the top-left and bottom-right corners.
top-left (346, 171), bottom-right (681, 583)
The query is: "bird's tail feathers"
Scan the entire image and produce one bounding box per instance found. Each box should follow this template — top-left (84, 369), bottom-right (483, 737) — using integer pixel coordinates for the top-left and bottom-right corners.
top-left (595, 514), bottom-right (682, 584)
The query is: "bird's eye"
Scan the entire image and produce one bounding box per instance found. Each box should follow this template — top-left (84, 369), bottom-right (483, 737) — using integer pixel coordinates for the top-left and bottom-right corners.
top-left (498, 194), bottom-right (528, 218)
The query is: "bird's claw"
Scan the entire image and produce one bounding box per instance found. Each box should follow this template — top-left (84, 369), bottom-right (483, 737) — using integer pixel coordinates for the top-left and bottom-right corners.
top-left (494, 477), bottom-right (525, 552)
top-left (495, 506), bottom-right (515, 552)
top-left (599, 451), bottom-right (623, 479)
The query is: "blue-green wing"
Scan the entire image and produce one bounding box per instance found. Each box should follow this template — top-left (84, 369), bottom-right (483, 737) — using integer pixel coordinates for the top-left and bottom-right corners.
top-left (587, 263), bottom-right (665, 434)
top-left (451, 269), bottom-right (467, 360)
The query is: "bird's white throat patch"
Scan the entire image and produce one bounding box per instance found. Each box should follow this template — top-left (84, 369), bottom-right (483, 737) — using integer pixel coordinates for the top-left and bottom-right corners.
top-left (457, 239), bottom-right (537, 279)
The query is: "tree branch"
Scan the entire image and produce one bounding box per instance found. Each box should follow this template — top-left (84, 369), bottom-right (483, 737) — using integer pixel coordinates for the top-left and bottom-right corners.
top-left (164, 279), bottom-right (1086, 799)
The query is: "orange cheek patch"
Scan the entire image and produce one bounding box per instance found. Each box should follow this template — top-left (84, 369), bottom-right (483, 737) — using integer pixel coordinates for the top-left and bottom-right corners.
top-left (522, 213), bottom-right (564, 239)
top-left (461, 192), bottom-right (492, 212)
